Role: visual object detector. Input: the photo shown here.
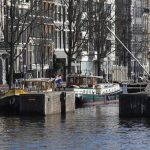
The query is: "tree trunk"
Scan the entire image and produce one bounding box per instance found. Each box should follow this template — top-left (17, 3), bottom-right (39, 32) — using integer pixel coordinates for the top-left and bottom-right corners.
top-left (41, 51), bottom-right (44, 77)
top-left (96, 39), bottom-right (101, 77)
top-left (9, 45), bottom-right (14, 88)
top-left (67, 55), bottom-right (72, 75)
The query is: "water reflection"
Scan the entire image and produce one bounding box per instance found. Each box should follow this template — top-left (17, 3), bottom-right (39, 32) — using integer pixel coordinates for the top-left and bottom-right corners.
top-left (0, 104), bottom-right (150, 149)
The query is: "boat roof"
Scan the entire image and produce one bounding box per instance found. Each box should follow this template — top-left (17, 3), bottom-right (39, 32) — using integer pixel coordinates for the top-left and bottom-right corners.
top-left (17, 78), bottom-right (51, 82)
top-left (90, 75), bottom-right (103, 79)
top-left (67, 74), bottom-right (103, 79)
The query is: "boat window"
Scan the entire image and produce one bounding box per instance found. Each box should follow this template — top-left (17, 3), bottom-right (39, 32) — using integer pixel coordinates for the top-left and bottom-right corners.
top-left (23, 81), bottom-right (32, 91)
top-left (83, 78), bottom-right (86, 85)
top-left (87, 77), bottom-right (92, 87)
top-left (23, 81), bottom-right (41, 91)
top-left (68, 77), bottom-right (74, 85)
top-left (20, 80), bottom-right (53, 91)
top-left (67, 75), bottom-right (104, 87)
top-left (45, 82), bottom-right (51, 89)
top-left (40, 82), bottom-right (47, 90)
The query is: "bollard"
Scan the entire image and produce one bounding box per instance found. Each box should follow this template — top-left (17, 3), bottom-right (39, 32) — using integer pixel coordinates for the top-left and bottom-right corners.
top-left (60, 92), bottom-right (66, 114)
top-left (122, 83), bottom-right (128, 94)
top-left (92, 91), bottom-right (95, 102)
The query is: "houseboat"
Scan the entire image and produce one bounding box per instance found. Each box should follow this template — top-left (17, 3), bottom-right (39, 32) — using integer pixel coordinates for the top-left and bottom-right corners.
top-left (0, 78), bottom-right (53, 114)
top-left (66, 74), bottom-right (122, 107)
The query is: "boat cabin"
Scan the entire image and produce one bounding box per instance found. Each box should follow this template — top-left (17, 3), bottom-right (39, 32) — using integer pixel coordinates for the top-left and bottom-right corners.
top-left (16, 78), bottom-right (53, 92)
top-left (66, 74), bottom-right (103, 87)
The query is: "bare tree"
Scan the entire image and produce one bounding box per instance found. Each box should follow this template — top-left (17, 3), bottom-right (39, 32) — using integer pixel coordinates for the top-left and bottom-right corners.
top-left (31, 14), bottom-right (54, 78)
top-left (60, 0), bottom-right (115, 77)
top-left (89, 0), bottom-right (115, 77)
top-left (60, 0), bottom-right (88, 75)
top-left (3, 0), bottom-right (37, 87)
top-left (37, 1), bottom-right (54, 78)
top-left (2, 0), bottom-right (52, 87)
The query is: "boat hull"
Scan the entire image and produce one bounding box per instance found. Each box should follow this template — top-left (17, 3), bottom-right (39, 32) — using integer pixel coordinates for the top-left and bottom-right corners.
top-left (0, 95), bottom-right (20, 114)
top-left (75, 90), bottom-right (122, 107)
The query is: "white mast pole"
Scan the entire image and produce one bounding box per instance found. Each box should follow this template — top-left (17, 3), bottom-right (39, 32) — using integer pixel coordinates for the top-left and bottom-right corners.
top-left (107, 27), bottom-right (150, 76)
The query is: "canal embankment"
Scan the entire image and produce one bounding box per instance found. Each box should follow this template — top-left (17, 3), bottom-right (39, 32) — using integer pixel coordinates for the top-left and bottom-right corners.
top-left (21, 91), bottom-right (75, 115)
top-left (119, 82), bottom-right (150, 117)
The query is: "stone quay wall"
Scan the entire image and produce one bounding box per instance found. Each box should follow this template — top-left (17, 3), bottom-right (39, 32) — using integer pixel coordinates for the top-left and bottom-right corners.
top-left (119, 92), bottom-right (150, 117)
top-left (20, 91), bottom-right (75, 115)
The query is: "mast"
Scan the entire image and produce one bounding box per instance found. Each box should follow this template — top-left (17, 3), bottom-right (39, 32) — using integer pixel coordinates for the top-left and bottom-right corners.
top-left (107, 27), bottom-right (150, 77)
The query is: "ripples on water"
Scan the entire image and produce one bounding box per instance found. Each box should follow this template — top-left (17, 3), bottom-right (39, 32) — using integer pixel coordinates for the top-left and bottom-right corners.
top-left (0, 104), bottom-right (150, 150)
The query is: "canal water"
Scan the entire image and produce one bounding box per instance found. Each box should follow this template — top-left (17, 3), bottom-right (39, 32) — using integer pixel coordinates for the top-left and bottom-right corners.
top-left (0, 104), bottom-right (150, 150)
